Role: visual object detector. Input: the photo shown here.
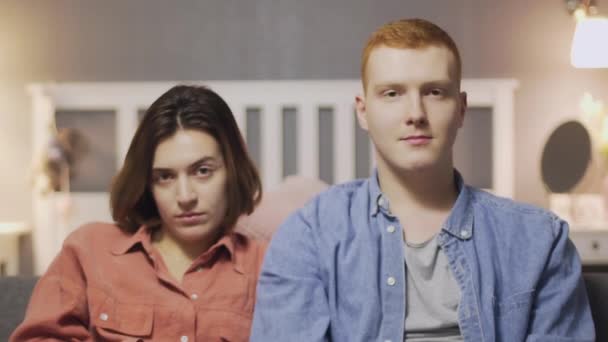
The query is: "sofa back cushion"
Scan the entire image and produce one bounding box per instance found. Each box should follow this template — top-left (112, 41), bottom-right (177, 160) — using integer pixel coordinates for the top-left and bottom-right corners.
top-left (0, 276), bottom-right (38, 341)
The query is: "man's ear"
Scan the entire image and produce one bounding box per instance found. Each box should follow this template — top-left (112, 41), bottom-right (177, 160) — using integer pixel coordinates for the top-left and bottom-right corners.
top-left (457, 91), bottom-right (467, 128)
top-left (355, 94), bottom-right (369, 131)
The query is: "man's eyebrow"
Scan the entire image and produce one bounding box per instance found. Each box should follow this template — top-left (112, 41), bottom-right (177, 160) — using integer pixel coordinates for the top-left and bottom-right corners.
top-left (372, 82), bottom-right (406, 91)
top-left (423, 80), bottom-right (454, 87)
top-left (371, 79), bottom-right (454, 89)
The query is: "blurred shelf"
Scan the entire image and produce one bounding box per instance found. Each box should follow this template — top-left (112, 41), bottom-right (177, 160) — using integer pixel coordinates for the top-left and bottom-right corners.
top-left (0, 222), bottom-right (31, 276)
top-left (570, 228), bottom-right (608, 265)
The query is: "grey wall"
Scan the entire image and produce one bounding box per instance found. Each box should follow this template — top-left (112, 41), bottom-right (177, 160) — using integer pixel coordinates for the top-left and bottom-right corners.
top-left (2, 0), bottom-right (608, 230)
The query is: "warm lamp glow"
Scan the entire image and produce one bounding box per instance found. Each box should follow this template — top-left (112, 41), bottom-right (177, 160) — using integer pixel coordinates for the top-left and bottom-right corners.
top-left (571, 17), bottom-right (608, 68)
top-left (601, 115), bottom-right (608, 155)
top-left (579, 92), bottom-right (608, 159)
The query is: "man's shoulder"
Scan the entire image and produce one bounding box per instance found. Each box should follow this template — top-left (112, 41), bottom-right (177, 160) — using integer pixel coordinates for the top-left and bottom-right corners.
top-left (319, 178), bottom-right (368, 199)
top-left (275, 178), bottom-right (369, 234)
top-left (299, 178), bottom-right (369, 215)
top-left (468, 186), bottom-right (563, 235)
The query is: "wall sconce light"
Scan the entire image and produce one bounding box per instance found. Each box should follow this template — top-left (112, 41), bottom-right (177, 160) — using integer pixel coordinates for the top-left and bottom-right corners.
top-left (567, 0), bottom-right (608, 68)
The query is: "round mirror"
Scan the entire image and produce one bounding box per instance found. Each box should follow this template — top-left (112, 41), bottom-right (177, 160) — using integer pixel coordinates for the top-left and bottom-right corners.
top-left (541, 120), bottom-right (592, 193)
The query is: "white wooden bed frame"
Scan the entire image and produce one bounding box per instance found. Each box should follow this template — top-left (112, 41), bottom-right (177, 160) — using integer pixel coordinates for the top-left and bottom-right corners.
top-left (29, 79), bottom-right (518, 274)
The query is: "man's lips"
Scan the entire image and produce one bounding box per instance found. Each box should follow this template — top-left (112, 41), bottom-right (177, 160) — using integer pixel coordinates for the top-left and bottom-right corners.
top-left (401, 135), bottom-right (432, 146)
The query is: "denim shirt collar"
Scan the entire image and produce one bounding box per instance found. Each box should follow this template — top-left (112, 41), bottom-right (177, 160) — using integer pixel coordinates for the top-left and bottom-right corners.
top-left (368, 169), bottom-right (385, 217)
top-left (368, 168), bottom-right (474, 241)
top-left (442, 170), bottom-right (474, 241)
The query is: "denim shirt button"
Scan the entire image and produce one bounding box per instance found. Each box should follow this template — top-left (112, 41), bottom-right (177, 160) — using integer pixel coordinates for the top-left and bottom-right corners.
top-left (386, 225), bottom-right (396, 233)
top-left (460, 230), bottom-right (470, 238)
top-left (386, 276), bottom-right (396, 286)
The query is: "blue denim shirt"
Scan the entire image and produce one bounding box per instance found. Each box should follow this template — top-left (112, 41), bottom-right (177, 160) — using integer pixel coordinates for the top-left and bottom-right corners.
top-left (251, 171), bottom-right (595, 342)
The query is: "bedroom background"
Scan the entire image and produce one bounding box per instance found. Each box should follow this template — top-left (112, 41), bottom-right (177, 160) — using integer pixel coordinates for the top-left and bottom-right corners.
top-left (1, 0), bottom-right (608, 275)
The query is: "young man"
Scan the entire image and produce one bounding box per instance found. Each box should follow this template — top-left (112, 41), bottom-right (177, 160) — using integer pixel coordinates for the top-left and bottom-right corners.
top-left (251, 18), bottom-right (594, 341)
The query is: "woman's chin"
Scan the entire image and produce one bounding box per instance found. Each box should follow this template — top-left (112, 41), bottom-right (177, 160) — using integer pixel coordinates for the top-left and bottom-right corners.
top-left (169, 224), bottom-right (222, 244)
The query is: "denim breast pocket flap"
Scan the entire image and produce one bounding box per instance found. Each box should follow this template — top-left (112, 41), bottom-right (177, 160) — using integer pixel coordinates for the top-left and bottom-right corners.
top-left (493, 289), bottom-right (535, 316)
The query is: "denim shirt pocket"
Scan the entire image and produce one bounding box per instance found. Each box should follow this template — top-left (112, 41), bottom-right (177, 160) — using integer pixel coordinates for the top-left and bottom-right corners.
top-left (491, 289), bottom-right (535, 340)
top-left (492, 289), bottom-right (535, 316)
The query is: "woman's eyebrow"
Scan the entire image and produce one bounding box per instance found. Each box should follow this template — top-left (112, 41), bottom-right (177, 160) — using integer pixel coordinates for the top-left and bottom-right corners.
top-left (151, 156), bottom-right (217, 173)
top-left (150, 167), bottom-right (173, 173)
top-left (189, 156), bottom-right (217, 167)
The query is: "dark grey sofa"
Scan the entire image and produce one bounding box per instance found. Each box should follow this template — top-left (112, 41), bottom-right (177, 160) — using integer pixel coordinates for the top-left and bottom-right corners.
top-left (1, 274), bottom-right (607, 340)
top-left (0, 276), bottom-right (38, 341)
top-left (584, 272), bottom-right (608, 341)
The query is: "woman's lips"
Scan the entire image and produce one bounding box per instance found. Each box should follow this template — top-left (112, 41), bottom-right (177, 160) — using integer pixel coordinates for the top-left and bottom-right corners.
top-left (174, 212), bottom-right (206, 225)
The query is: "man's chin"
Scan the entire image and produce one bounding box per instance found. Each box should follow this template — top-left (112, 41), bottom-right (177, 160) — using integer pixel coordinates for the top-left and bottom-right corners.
top-left (388, 159), bottom-right (438, 173)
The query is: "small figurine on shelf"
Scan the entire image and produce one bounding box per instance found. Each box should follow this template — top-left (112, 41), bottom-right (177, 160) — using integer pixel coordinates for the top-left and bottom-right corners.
top-left (34, 127), bottom-right (89, 194)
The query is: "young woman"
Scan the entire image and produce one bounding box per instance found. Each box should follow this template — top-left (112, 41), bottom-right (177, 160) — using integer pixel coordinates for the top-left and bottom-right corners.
top-left (12, 85), bottom-right (266, 341)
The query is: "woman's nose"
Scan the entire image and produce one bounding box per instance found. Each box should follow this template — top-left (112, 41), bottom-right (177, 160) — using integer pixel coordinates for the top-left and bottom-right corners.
top-left (176, 176), bottom-right (197, 206)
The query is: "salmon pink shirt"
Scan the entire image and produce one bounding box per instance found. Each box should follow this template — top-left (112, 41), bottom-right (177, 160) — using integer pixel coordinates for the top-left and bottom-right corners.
top-left (10, 222), bottom-right (267, 342)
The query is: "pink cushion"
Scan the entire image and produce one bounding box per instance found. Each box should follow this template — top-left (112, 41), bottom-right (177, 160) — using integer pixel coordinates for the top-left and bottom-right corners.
top-left (235, 176), bottom-right (329, 240)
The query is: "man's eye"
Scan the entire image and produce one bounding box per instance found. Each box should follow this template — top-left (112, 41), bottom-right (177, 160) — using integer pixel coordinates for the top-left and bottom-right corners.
top-left (382, 90), bottom-right (398, 98)
top-left (428, 88), bottom-right (445, 97)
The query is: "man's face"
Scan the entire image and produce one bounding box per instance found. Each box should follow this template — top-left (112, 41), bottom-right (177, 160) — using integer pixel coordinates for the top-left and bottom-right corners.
top-left (356, 45), bottom-right (467, 174)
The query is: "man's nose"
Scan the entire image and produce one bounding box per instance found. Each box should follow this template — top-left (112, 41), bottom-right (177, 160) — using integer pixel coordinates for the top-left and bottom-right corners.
top-left (404, 94), bottom-right (427, 125)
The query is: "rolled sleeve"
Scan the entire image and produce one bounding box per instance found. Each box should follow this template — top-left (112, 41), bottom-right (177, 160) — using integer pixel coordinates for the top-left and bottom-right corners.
top-left (251, 209), bottom-right (330, 342)
top-left (10, 245), bottom-right (91, 342)
top-left (526, 218), bottom-right (595, 342)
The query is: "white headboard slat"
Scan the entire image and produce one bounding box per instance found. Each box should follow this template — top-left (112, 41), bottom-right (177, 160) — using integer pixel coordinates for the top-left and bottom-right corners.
top-left (28, 79), bottom-right (518, 274)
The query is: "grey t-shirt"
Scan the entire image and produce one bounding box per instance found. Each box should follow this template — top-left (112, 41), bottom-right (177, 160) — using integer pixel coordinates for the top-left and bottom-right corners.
top-left (403, 235), bottom-right (463, 341)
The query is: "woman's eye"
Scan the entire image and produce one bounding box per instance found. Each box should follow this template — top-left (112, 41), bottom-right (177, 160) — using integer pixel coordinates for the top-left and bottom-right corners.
top-left (153, 173), bottom-right (174, 184)
top-left (196, 166), bottom-right (213, 177)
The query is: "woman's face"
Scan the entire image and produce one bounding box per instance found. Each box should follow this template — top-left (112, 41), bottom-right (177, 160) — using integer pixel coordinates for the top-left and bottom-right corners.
top-left (150, 129), bottom-right (228, 244)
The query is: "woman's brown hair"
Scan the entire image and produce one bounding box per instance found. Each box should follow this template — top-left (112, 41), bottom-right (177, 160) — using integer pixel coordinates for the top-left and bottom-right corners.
top-left (110, 85), bottom-right (262, 233)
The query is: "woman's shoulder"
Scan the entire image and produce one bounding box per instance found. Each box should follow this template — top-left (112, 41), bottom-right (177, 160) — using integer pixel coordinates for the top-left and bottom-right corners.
top-left (232, 232), bottom-right (268, 270)
top-left (233, 232), bottom-right (268, 253)
top-left (63, 221), bottom-right (130, 248)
